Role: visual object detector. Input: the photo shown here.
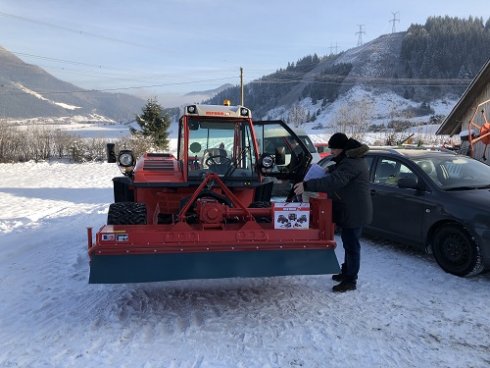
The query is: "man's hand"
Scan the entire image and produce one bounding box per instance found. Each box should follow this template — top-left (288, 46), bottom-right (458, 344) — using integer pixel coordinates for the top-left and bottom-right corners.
top-left (293, 182), bottom-right (305, 195)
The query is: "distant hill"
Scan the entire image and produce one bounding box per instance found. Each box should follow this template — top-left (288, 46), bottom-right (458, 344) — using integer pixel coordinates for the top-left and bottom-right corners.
top-left (0, 46), bottom-right (145, 122)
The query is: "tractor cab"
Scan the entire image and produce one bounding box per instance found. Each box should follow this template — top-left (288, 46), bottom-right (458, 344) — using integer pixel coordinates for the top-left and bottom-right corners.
top-left (180, 104), bottom-right (260, 182)
top-left (178, 104), bottom-right (312, 191)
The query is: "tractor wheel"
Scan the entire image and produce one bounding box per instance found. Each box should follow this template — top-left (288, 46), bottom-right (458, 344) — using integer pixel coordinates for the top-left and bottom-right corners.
top-left (432, 225), bottom-right (484, 277)
top-left (107, 202), bottom-right (147, 225)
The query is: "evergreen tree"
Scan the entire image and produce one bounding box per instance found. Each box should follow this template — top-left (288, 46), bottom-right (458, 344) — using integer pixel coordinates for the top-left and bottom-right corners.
top-left (131, 98), bottom-right (170, 150)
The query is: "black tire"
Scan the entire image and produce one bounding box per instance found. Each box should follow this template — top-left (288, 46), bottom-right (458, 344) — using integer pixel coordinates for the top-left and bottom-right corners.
top-left (432, 225), bottom-right (484, 277)
top-left (107, 202), bottom-right (147, 225)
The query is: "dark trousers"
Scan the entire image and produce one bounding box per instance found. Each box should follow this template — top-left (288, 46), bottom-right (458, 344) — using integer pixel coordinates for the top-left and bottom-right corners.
top-left (340, 227), bottom-right (363, 281)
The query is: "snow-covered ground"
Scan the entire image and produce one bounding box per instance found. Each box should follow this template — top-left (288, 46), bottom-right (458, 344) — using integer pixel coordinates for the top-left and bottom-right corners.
top-left (1, 161), bottom-right (489, 368)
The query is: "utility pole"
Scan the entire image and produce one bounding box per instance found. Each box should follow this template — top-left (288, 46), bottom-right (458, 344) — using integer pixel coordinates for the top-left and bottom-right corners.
top-left (390, 12), bottom-right (400, 33)
top-left (329, 43), bottom-right (339, 55)
top-left (240, 67), bottom-right (244, 106)
top-left (356, 25), bottom-right (365, 47)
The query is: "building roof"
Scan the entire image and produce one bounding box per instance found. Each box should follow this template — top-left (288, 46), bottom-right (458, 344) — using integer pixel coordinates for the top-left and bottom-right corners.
top-left (436, 57), bottom-right (490, 135)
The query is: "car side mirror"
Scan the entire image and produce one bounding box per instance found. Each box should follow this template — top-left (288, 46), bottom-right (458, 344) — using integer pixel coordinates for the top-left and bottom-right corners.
top-left (275, 146), bottom-right (286, 165)
top-left (398, 176), bottom-right (420, 190)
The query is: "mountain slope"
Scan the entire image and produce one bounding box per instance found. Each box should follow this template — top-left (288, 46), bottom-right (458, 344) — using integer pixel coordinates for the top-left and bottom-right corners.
top-left (0, 46), bottom-right (145, 121)
top-left (207, 18), bottom-right (488, 122)
top-left (277, 33), bottom-right (405, 108)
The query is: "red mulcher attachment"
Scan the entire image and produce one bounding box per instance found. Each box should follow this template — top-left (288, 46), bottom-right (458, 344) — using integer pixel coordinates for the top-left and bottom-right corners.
top-left (88, 173), bottom-right (338, 283)
top-left (87, 103), bottom-right (339, 284)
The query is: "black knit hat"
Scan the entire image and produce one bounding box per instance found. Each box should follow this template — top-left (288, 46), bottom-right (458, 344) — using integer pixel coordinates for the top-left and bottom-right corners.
top-left (328, 133), bottom-right (349, 149)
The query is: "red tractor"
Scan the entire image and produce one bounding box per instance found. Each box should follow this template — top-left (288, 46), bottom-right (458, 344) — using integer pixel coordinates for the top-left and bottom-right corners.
top-left (87, 103), bottom-right (339, 283)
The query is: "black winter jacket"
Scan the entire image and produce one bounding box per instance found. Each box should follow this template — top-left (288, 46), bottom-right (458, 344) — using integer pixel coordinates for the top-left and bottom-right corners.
top-left (304, 139), bottom-right (372, 228)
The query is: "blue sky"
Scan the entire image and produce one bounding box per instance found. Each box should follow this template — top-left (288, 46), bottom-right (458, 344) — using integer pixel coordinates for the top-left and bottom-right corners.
top-left (1, 0), bottom-right (488, 106)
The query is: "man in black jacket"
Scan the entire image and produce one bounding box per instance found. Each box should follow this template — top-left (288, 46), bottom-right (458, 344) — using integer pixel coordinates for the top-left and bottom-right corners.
top-left (294, 133), bottom-right (372, 292)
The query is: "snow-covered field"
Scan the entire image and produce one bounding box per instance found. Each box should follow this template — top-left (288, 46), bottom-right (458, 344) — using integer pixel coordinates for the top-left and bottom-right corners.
top-left (1, 161), bottom-right (489, 368)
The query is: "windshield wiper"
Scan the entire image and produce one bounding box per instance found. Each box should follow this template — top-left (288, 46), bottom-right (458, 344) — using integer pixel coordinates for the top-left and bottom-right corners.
top-left (445, 186), bottom-right (479, 191)
top-left (475, 184), bottom-right (490, 189)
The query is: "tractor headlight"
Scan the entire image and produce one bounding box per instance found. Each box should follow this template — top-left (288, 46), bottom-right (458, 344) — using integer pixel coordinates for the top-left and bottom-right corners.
top-left (186, 105), bottom-right (197, 114)
top-left (240, 107), bottom-right (250, 117)
top-left (117, 150), bottom-right (135, 175)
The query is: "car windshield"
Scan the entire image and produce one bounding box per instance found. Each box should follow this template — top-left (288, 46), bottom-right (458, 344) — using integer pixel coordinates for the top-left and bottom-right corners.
top-left (414, 155), bottom-right (490, 190)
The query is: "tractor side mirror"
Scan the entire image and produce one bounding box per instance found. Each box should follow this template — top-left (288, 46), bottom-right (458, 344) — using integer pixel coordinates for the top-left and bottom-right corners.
top-left (275, 146), bottom-right (286, 165)
top-left (189, 121), bottom-right (200, 131)
top-left (107, 143), bottom-right (117, 163)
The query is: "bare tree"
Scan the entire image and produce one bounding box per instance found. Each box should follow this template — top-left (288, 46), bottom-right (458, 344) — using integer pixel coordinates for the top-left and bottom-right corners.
top-left (287, 103), bottom-right (308, 128)
top-left (333, 98), bottom-right (372, 140)
top-left (52, 129), bottom-right (76, 159)
top-left (27, 126), bottom-right (53, 162)
top-left (117, 135), bottom-right (154, 160)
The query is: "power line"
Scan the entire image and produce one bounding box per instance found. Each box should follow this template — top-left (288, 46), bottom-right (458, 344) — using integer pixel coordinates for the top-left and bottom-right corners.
top-left (0, 11), bottom-right (166, 52)
top-left (10, 50), bottom-right (104, 69)
top-left (2, 49), bottom-right (240, 87)
top-left (0, 72), bottom-right (473, 98)
top-left (251, 75), bottom-right (471, 87)
top-left (0, 76), bottom-right (239, 96)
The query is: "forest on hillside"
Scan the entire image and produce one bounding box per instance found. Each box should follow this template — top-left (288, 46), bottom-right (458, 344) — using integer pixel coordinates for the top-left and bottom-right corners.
top-left (399, 16), bottom-right (490, 99)
top-left (401, 16), bottom-right (490, 79)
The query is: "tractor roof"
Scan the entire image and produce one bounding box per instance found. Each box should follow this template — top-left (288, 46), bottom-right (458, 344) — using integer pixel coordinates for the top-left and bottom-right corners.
top-left (182, 104), bottom-right (251, 119)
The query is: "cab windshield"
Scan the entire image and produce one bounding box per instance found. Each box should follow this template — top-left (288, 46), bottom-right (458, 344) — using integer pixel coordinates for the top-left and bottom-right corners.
top-left (181, 118), bottom-right (258, 179)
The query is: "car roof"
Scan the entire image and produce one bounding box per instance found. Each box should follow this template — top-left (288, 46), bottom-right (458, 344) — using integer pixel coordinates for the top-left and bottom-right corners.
top-left (367, 146), bottom-right (459, 159)
top-left (317, 146), bottom-right (461, 166)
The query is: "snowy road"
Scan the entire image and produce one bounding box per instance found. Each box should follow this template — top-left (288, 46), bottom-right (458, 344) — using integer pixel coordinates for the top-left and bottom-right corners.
top-left (1, 162), bottom-right (489, 368)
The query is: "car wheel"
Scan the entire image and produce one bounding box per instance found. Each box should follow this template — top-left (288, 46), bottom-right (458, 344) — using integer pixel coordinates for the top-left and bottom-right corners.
top-left (432, 225), bottom-right (484, 277)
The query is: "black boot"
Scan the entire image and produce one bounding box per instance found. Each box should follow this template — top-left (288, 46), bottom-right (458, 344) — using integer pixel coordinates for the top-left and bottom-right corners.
top-left (331, 273), bottom-right (347, 282)
top-left (332, 280), bottom-right (357, 292)
top-left (332, 263), bottom-right (347, 282)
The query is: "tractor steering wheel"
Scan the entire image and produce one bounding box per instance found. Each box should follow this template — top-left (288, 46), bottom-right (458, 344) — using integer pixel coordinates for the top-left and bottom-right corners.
top-left (205, 155), bottom-right (232, 166)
